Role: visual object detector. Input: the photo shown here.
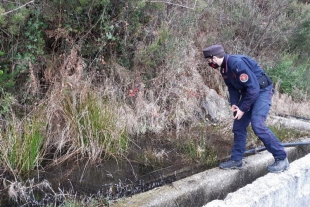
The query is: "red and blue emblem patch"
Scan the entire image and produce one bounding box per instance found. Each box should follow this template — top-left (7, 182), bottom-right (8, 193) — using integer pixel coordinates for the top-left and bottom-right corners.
top-left (240, 73), bottom-right (249, 82)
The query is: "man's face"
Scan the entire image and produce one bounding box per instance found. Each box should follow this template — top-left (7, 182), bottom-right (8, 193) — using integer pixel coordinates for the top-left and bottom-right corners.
top-left (206, 56), bottom-right (220, 69)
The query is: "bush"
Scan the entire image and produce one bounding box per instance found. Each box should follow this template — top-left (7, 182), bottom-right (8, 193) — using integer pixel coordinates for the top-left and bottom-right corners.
top-left (266, 54), bottom-right (310, 100)
top-left (288, 10), bottom-right (310, 60)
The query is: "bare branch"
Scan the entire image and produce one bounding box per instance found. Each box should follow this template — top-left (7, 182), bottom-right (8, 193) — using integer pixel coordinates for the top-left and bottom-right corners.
top-left (0, 0), bottom-right (35, 16)
top-left (145, 0), bottom-right (197, 10)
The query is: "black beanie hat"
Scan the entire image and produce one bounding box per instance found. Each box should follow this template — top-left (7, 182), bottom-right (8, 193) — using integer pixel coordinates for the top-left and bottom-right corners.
top-left (202, 45), bottom-right (225, 58)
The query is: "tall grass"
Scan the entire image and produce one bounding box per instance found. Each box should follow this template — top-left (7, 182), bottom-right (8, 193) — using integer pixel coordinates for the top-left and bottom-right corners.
top-left (58, 88), bottom-right (128, 160)
top-left (0, 112), bottom-right (45, 176)
top-left (0, 84), bottom-right (129, 175)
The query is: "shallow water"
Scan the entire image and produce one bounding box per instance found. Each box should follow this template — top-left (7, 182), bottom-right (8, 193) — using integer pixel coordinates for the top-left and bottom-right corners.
top-left (39, 127), bottom-right (233, 200)
top-left (0, 127), bottom-right (234, 205)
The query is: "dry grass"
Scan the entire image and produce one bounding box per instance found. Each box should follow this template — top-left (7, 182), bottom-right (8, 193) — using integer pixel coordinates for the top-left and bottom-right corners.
top-left (0, 3), bottom-right (310, 207)
top-left (272, 82), bottom-right (310, 118)
top-left (1, 0), bottom-right (309, 174)
top-left (1, 2), bottom-right (310, 205)
top-left (8, 179), bottom-right (54, 203)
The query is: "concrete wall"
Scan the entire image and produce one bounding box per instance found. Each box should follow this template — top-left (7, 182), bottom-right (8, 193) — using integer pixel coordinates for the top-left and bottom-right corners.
top-left (205, 153), bottom-right (310, 207)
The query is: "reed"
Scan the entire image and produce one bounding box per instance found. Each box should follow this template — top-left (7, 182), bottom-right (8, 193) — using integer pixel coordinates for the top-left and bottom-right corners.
top-left (0, 112), bottom-right (45, 175)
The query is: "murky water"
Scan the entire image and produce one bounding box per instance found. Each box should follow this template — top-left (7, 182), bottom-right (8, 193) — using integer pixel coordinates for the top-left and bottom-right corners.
top-left (0, 127), bottom-right (233, 205)
top-left (38, 127), bottom-right (233, 199)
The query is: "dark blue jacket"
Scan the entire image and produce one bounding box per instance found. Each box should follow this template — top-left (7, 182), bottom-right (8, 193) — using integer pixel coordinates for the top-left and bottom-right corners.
top-left (221, 54), bottom-right (265, 112)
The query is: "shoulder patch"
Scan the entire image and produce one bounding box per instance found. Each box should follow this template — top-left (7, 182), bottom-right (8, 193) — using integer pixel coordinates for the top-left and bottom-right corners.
top-left (240, 73), bottom-right (249, 82)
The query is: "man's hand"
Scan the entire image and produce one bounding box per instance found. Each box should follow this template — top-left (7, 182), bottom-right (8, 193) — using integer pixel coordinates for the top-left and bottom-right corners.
top-left (231, 105), bottom-right (244, 120)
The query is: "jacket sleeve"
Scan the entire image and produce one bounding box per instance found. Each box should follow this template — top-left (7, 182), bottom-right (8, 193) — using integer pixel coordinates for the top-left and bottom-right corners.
top-left (224, 79), bottom-right (240, 106)
top-left (236, 61), bottom-right (260, 112)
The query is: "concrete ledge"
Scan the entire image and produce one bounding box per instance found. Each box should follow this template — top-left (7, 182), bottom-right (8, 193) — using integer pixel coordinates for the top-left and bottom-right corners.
top-left (111, 138), bottom-right (310, 207)
top-left (204, 153), bottom-right (310, 207)
top-left (268, 115), bottom-right (310, 131)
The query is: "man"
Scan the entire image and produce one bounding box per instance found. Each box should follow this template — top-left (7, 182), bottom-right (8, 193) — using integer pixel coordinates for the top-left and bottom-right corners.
top-left (202, 44), bottom-right (289, 173)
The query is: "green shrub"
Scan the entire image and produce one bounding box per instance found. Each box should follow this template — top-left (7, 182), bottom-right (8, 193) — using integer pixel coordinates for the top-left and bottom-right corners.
top-left (0, 58), bottom-right (18, 91)
top-left (288, 9), bottom-right (310, 60)
top-left (266, 54), bottom-right (310, 99)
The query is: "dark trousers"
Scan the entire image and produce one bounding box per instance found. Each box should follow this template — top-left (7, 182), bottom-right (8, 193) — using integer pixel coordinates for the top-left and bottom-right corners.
top-left (231, 84), bottom-right (287, 161)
